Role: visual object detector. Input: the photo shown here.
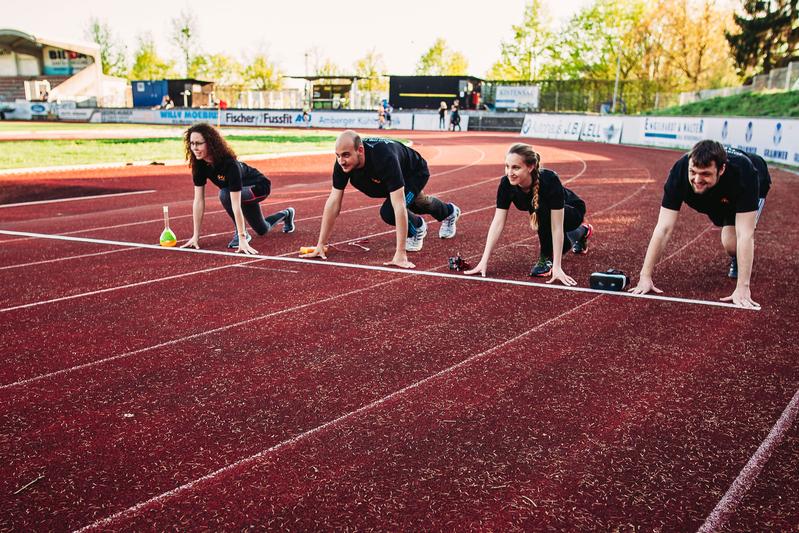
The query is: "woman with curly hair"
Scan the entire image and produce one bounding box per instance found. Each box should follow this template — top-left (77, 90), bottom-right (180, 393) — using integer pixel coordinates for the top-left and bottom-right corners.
top-left (464, 143), bottom-right (593, 285)
top-left (180, 123), bottom-right (295, 254)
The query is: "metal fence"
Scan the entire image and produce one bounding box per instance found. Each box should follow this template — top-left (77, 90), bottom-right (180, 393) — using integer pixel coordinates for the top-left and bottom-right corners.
top-left (678, 61), bottom-right (799, 105)
top-left (482, 79), bottom-right (679, 114)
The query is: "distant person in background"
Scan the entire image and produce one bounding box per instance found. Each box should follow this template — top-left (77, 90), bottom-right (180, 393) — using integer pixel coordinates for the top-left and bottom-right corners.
top-left (180, 123), bottom-right (296, 254)
top-left (161, 95), bottom-right (174, 109)
top-left (301, 130), bottom-right (461, 268)
top-left (377, 106), bottom-right (386, 129)
top-left (464, 143), bottom-right (592, 283)
top-left (384, 103), bottom-right (392, 128)
top-left (629, 140), bottom-right (771, 308)
top-left (449, 105), bottom-right (461, 131)
top-left (438, 101), bottom-right (447, 129)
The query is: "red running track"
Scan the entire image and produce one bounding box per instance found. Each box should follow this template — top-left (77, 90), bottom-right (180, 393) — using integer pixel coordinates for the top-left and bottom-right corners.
top-left (0, 130), bottom-right (797, 531)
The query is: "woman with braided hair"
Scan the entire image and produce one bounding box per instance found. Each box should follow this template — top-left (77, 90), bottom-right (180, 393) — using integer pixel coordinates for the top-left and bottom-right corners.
top-left (464, 143), bottom-right (592, 284)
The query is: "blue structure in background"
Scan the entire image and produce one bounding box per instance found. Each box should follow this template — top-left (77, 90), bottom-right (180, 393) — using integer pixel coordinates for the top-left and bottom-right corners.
top-left (131, 80), bottom-right (168, 108)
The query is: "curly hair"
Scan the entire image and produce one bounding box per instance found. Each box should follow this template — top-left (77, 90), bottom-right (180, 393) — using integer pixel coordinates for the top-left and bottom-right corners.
top-left (184, 123), bottom-right (237, 172)
top-left (507, 143), bottom-right (542, 230)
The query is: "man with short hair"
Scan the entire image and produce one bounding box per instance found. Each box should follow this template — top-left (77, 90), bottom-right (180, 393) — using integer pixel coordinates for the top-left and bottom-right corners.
top-left (301, 130), bottom-right (461, 269)
top-left (629, 140), bottom-right (771, 308)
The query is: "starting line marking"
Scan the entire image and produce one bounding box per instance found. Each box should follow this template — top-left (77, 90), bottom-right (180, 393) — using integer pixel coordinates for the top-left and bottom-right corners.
top-left (0, 189), bottom-right (156, 208)
top-left (0, 229), bottom-right (758, 311)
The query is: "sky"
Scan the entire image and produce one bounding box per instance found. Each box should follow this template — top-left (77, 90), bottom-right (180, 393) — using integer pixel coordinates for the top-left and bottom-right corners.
top-left (4, 0), bottom-right (594, 77)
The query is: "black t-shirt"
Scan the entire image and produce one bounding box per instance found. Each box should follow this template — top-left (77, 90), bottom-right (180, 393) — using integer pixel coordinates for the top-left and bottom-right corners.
top-left (496, 168), bottom-right (579, 214)
top-left (192, 157), bottom-right (269, 192)
top-left (661, 150), bottom-right (765, 217)
top-left (332, 138), bottom-right (428, 198)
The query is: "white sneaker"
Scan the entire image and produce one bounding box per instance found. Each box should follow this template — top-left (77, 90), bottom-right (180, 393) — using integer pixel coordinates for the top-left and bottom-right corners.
top-left (439, 204), bottom-right (461, 239)
top-left (405, 219), bottom-right (428, 252)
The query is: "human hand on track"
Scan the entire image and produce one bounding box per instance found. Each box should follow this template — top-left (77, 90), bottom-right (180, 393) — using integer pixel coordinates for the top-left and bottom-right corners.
top-left (300, 246), bottom-right (327, 259)
top-left (628, 277), bottom-right (662, 295)
top-left (236, 240), bottom-right (258, 255)
top-left (384, 252), bottom-right (415, 269)
top-left (720, 287), bottom-right (760, 309)
top-left (180, 236), bottom-right (200, 249)
top-left (463, 261), bottom-right (487, 277)
top-left (546, 267), bottom-right (576, 286)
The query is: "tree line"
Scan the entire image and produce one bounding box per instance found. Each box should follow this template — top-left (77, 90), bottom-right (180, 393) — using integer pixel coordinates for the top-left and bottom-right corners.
top-left (87, 0), bottom-right (797, 94)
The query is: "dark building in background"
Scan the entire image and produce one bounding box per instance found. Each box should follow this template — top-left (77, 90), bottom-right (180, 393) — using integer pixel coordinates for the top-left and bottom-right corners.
top-left (131, 79), bottom-right (214, 108)
top-left (388, 75), bottom-right (483, 110)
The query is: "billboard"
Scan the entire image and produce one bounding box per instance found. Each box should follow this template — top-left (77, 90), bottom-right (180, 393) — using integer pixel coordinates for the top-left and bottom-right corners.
top-left (495, 85), bottom-right (540, 110)
top-left (520, 114), bottom-right (582, 141)
top-left (42, 46), bottom-right (93, 76)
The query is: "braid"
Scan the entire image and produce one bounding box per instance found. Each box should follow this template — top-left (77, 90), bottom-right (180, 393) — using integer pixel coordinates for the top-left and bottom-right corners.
top-left (529, 152), bottom-right (541, 231)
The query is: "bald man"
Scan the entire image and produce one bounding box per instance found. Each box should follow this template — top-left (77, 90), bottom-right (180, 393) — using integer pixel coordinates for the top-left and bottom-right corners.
top-left (301, 130), bottom-right (461, 268)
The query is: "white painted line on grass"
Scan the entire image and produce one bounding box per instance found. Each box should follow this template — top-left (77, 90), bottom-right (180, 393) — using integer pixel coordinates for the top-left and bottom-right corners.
top-left (0, 229), bottom-right (758, 311)
top-left (0, 190), bottom-right (156, 208)
top-left (75, 297), bottom-right (599, 532)
top-left (697, 386), bottom-right (799, 533)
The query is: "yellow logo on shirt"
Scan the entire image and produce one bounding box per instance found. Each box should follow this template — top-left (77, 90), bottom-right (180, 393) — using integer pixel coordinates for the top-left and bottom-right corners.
top-left (217, 174), bottom-right (226, 182)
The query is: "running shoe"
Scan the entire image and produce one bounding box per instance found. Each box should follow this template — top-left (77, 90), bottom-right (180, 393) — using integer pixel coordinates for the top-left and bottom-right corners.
top-left (227, 231), bottom-right (252, 249)
top-left (282, 207), bottom-right (296, 233)
top-left (439, 204), bottom-right (461, 239)
top-left (728, 256), bottom-right (738, 279)
top-left (405, 219), bottom-right (428, 252)
top-left (572, 223), bottom-right (594, 254)
top-left (529, 256), bottom-right (553, 277)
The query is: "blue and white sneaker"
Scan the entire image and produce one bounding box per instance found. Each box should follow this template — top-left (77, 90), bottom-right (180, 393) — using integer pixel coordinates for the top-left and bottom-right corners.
top-left (282, 207), bottom-right (296, 233)
top-left (439, 203), bottom-right (461, 239)
top-left (728, 256), bottom-right (738, 279)
top-left (405, 219), bottom-right (428, 252)
top-left (227, 231), bottom-right (252, 249)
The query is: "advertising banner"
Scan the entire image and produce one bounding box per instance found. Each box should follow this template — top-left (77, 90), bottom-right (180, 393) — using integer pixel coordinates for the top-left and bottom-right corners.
top-left (624, 116), bottom-right (708, 148)
top-left (495, 85), bottom-right (540, 110)
top-left (520, 114), bottom-right (582, 141)
top-left (579, 116), bottom-right (623, 143)
top-left (710, 117), bottom-right (799, 166)
top-left (5, 100), bottom-right (50, 120)
top-left (411, 112), bottom-right (470, 131)
top-left (42, 46), bottom-right (93, 76)
top-left (311, 111), bottom-right (413, 130)
top-left (621, 115), bottom-right (799, 166)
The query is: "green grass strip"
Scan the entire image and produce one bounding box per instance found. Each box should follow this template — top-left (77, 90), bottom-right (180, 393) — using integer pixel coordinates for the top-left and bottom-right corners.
top-left (0, 134), bottom-right (337, 170)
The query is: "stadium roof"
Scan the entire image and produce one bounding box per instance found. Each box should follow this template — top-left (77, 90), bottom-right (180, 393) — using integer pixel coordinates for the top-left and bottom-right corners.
top-left (0, 28), bottom-right (100, 59)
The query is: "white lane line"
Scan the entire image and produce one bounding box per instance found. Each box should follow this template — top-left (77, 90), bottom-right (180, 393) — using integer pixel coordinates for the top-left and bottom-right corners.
top-left (0, 144), bottom-right (485, 245)
top-left (697, 387), bottom-right (799, 533)
top-left (231, 264), bottom-right (299, 274)
top-left (0, 229), bottom-right (757, 311)
top-left (0, 193), bottom-right (332, 245)
top-left (0, 144), bottom-right (492, 264)
top-left (0, 190), bottom-right (156, 208)
top-left (0, 277), bottom-right (401, 392)
top-left (75, 297), bottom-right (599, 532)
top-left (0, 247), bottom-right (135, 271)
top-left (0, 260), bottom-right (239, 314)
